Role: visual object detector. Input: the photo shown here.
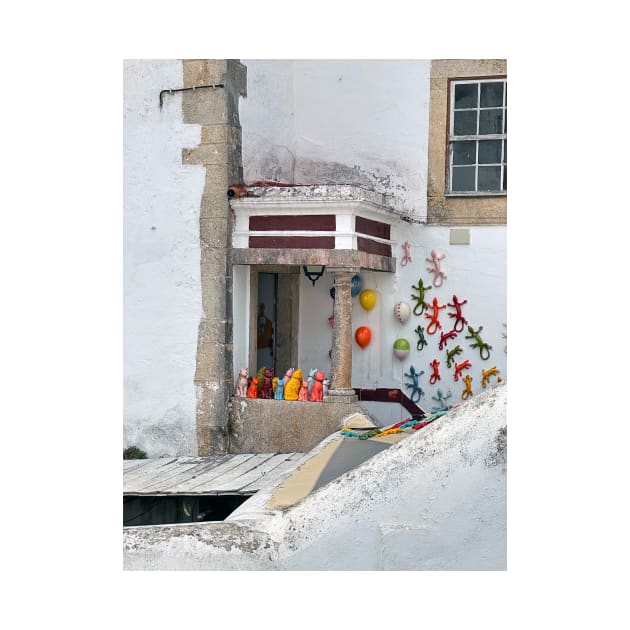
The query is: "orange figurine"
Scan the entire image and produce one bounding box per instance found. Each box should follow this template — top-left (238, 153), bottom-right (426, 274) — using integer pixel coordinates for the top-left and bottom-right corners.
top-left (247, 376), bottom-right (259, 398)
top-left (453, 359), bottom-right (472, 382)
top-left (309, 371), bottom-right (325, 402)
top-left (284, 369), bottom-right (303, 400)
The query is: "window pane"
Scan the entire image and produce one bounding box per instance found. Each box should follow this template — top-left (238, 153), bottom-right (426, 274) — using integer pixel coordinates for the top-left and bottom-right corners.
top-left (478, 166), bottom-right (501, 191)
top-left (452, 166), bottom-right (475, 192)
top-left (478, 140), bottom-right (502, 164)
top-left (503, 165), bottom-right (507, 190)
top-left (453, 110), bottom-right (477, 136)
top-left (452, 141), bottom-right (476, 165)
top-left (480, 82), bottom-right (504, 108)
top-left (454, 83), bottom-right (478, 109)
top-left (479, 108), bottom-right (504, 135)
top-left (503, 140), bottom-right (507, 163)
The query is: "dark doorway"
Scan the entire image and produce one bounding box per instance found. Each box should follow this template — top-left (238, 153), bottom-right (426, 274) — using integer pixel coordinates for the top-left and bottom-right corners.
top-left (123, 494), bottom-right (250, 527)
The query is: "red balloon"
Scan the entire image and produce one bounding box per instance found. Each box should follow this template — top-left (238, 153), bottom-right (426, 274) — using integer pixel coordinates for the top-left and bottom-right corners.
top-left (355, 326), bottom-right (372, 348)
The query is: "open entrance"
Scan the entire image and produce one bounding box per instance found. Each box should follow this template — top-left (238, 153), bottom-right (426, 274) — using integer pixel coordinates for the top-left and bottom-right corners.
top-left (123, 494), bottom-right (250, 527)
top-left (251, 268), bottom-right (299, 377)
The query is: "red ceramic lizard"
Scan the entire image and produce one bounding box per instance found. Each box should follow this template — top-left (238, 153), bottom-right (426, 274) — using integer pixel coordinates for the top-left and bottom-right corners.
top-left (453, 359), bottom-right (472, 382)
top-left (447, 295), bottom-right (468, 333)
top-left (429, 359), bottom-right (441, 384)
top-left (438, 329), bottom-right (458, 350)
top-left (424, 297), bottom-right (446, 335)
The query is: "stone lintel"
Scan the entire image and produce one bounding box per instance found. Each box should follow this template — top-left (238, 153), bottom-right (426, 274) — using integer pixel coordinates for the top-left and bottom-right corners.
top-left (231, 248), bottom-right (395, 272)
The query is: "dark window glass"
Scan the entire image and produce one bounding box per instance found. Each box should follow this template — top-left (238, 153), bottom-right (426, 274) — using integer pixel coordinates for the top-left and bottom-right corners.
top-left (480, 82), bottom-right (504, 107)
top-left (454, 83), bottom-right (478, 109)
top-left (453, 110), bottom-right (477, 136)
top-left (452, 166), bottom-right (476, 192)
top-left (503, 140), bottom-right (507, 163)
top-left (503, 165), bottom-right (507, 190)
top-left (478, 140), bottom-right (502, 164)
top-left (452, 141), bottom-right (476, 165)
top-left (479, 109), bottom-right (503, 135)
top-left (478, 166), bottom-right (501, 191)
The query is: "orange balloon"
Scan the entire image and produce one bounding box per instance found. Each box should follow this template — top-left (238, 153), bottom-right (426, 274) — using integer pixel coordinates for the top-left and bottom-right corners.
top-left (355, 326), bottom-right (372, 348)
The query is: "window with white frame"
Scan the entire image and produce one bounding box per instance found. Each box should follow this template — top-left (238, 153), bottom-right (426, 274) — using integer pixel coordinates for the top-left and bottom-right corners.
top-left (448, 78), bottom-right (506, 194)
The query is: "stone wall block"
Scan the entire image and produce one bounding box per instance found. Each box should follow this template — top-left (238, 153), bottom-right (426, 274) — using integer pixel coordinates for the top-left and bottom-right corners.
top-left (182, 143), bottom-right (229, 166)
top-left (182, 91), bottom-right (228, 126)
top-left (183, 59), bottom-right (226, 87)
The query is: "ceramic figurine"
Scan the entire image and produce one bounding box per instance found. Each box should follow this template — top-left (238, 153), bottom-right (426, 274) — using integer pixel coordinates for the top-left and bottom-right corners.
top-left (438, 329), bottom-right (458, 351)
top-left (247, 377), bottom-right (259, 399)
top-left (426, 249), bottom-right (447, 287)
top-left (307, 368), bottom-right (317, 397)
top-left (401, 241), bottom-right (412, 266)
top-left (235, 367), bottom-right (248, 397)
top-left (274, 379), bottom-right (285, 400)
top-left (298, 380), bottom-right (309, 401)
top-left (283, 368), bottom-right (294, 385)
top-left (446, 345), bottom-right (463, 369)
top-left (481, 365), bottom-right (500, 388)
top-left (256, 366), bottom-right (266, 393)
top-left (310, 371), bottom-right (325, 402)
top-left (424, 297), bottom-right (446, 335)
top-left (284, 369), bottom-right (303, 400)
top-left (461, 375), bottom-right (474, 400)
top-left (323, 378), bottom-right (330, 397)
top-left (431, 389), bottom-right (452, 412)
top-left (414, 325), bottom-right (428, 351)
top-left (465, 325), bottom-right (493, 360)
top-left (272, 376), bottom-right (278, 394)
top-left (429, 359), bottom-right (441, 385)
top-left (411, 278), bottom-right (432, 316)
top-left (404, 365), bottom-right (425, 403)
top-left (453, 359), bottom-right (472, 382)
top-left (447, 295), bottom-right (468, 333)
top-left (260, 368), bottom-right (274, 399)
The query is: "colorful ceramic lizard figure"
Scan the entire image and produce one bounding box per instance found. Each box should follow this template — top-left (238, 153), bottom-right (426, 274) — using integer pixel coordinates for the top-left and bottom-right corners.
top-left (401, 241), bottom-right (413, 266)
top-left (431, 389), bottom-right (452, 412)
top-left (438, 328), bottom-right (458, 350)
top-left (429, 358), bottom-right (441, 384)
top-left (453, 359), bottom-right (472, 382)
top-left (414, 325), bottom-right (428, 351)
top-left (446, 344), bottom-right (463, 368)
top-left (465, 325), bottom-right (493, 360)
top-left (481, 365), bottom-right (500, 388)
top-left (426, 249), bottom-right (447, 287)
top-left (411, 278), bottom-right (432, 316)
top-left (424, 296), bottom-right (446, 335)
top-left (447, 295), bottom-right (468, 333)
top-left (404, 365), bottom-right (425, 403)
top-left (461, 374), bottom-right (473, 400)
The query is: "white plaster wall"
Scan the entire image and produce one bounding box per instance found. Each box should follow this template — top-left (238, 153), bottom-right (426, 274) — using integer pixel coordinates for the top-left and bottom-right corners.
top-left (296, 225), bottom-right (507, 416)
top-left (278, 384), bottom-right (507, 570)
top-left (123, 60), bottom-right (204, 457)
top-left (240, 60), bottom-right (430, 217)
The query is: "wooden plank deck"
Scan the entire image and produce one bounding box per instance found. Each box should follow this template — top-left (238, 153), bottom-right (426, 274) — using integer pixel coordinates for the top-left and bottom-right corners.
top-left (123, 453), bottom-right (305, 496)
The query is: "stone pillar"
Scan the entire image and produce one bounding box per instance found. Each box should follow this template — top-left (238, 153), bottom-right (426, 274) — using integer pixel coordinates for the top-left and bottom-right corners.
top-left (325, 267), bottom-right (359, 403)
top-left (181, 59), bottom-right (247, 455)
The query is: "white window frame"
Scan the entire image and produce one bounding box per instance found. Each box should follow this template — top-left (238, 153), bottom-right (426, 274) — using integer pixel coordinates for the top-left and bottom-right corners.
top-left (447, 78), bottom-right (507, 196)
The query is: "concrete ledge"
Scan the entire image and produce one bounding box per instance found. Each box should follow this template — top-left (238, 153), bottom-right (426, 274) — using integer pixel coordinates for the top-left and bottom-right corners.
top-left (228, 397), bottom-right (374, 453)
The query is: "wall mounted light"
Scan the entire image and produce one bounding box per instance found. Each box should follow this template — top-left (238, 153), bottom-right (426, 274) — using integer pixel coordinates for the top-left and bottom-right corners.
top-left (303, 265), bottom-right (325, 287)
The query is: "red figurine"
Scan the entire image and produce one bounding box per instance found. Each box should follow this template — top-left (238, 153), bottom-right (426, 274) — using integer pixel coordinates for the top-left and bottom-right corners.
top-left (429, 359), bottom-right (441, 385)
top-left (424, 297), bottom-right (446, 335)
top-left (298, 379), bottom-right (309, 401)
top-left (247, 377), bottom-right (259, 398)
top-left (447, 295), bottom-right (468, 333)
top-left (260, 368), bottom-right (274, 399)
top-left (453, 359), bottom-right (472, 382)
top-left (438, 329), bottom-right (458, 350)
top-left (309, 371), bottom-right (325, 402)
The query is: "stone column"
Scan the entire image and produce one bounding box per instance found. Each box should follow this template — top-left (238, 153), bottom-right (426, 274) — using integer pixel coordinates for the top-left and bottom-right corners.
top-left (325, 267), bottom-right (359, 402)
top-left (181, 59), bottom-right (247, 455)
